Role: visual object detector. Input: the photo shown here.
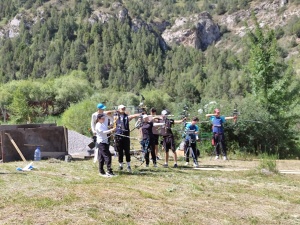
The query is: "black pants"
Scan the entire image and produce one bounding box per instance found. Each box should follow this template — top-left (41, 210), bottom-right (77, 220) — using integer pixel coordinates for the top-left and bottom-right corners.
top-left (115, 136), bottom-right (131, 163)
top-left (97, 143), bottom-right (112, 173)
top-left (184, 140), bottom-right (197, 163)
top-left (213, 132), bottom-right (227, 156)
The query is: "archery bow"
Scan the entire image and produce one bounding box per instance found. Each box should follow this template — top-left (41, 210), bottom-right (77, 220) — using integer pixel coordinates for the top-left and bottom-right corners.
top-left (232, 103), bottom-right (239, 125)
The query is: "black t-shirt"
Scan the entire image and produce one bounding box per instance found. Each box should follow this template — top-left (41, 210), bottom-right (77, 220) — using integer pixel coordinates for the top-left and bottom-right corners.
top-left (141, 121), bottom-right (154, 140)
top-left (162, 118), bottom-right (174, 136)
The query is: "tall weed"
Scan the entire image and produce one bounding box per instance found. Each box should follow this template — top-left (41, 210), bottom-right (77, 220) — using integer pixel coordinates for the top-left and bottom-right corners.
top-left (258, 153), bottom-right (278, 173)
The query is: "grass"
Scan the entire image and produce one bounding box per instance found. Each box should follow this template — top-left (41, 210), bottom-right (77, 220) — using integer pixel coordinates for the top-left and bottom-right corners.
top-left (258, 153), bottom-right (278, 174)
top-left (0, 157), bottom-right (300, 225)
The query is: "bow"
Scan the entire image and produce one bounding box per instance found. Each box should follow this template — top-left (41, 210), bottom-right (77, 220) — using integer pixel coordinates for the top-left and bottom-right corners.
top-left (180, 105), bottom-right (189, 120)
top-left (136, 93), bottom-right (146, 114)
top-left (232, 103), bottom-right (239, 125)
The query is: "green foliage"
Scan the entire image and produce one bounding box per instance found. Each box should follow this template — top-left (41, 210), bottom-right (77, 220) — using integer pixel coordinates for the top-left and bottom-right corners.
top-left (246, 15), bottom-right (300, 118)
top-left (61, 99), bottom-right (95, 136)
top-left (8, 88), bottom-right (32, 123)
top-left (216, 1), bottom-right (227, 15)
top-left (53, 72), bottom-right (93, 113)
top-left (140, 89), bottom-right (174, 113)
top-left (285, 15), bottom-right (300, 38)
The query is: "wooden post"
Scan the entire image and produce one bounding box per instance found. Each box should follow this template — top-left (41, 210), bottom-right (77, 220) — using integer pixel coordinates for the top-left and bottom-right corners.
top-left (63, 126), bottom-right (68, 153)
top-left (5, 133), bottom-right (27, 162)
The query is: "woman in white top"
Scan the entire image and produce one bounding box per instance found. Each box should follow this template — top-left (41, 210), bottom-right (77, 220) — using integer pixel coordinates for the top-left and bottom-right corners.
top-left (95, 113), bottom-right (116, 177)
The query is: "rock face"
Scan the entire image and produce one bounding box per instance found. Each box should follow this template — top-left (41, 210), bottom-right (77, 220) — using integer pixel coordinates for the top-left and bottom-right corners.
top-left (162, 12), bottom-right (220, 51)
top-left (131, 18), bottom-right (168, 51)
top-left (218, 0), bottom-right (300, 37)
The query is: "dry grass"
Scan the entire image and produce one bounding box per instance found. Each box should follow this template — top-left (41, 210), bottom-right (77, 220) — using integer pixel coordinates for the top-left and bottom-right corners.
top-left (1, 157), bottom-right (300, 225)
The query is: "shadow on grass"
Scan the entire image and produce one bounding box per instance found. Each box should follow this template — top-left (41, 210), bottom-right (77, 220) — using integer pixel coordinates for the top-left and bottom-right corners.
top-left (0, 172), bottom-right (28, 175)
top-left (199, 164), bottom-right (226, 168)
top-left (115, 164), bottom-right (201, 177)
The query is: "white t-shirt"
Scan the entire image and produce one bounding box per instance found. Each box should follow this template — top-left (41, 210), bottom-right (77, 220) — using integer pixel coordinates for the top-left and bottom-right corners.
top-left (95, 122), bottom-right (111, 144)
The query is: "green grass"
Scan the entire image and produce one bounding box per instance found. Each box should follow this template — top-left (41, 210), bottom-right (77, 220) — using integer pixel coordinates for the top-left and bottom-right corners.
top-left (0, 158), bottom-right (300, 224)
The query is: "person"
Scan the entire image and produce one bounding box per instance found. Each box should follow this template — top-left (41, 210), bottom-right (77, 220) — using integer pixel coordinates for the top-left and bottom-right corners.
top-left (160, 110), bottom-right (185, 168)
top-left (114, 104), bottom-right (140, 172)
top-left (95, 113), bottom-right (116, 177)
top-left (149, 107), bottom-right (161, 160)
top-left (140, 115), bottom-right (164, 167)
top-left (184, 117), bottom-right (200, 167)
top-left (205, 108), bottom-right (236, 160)
top-left (90, 103), bottom-right (114, 163)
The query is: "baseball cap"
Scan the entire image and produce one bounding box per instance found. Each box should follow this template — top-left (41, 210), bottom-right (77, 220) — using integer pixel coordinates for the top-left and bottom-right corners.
top-left (214, 108), bottom-right (220, 113)
top-left (118, 104), bottom-right (126, 110)
top-left (97, 113), bottom-right (105, 119)
top-left (161, 110), bottom-right (168, 115)
top-left (97, 103), bottom-right (106, 109)
top-left (142, 115), bottom-right (149, 119)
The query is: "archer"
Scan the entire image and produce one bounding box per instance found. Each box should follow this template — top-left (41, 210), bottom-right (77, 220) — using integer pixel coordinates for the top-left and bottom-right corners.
top-left (205, 108), bottom-right (237, 160)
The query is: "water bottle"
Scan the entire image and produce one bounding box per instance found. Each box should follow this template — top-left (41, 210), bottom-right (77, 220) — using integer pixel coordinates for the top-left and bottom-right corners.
top-left (34, 147), bottom-right (41, 161)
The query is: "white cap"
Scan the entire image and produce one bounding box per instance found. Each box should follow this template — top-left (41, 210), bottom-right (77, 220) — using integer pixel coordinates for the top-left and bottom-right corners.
top-left (161, 110), bottom-right (168, 115)
top-left (118, 105), bottom-right (126, 109)
top-left (142, 115), bottom-right (149, 119)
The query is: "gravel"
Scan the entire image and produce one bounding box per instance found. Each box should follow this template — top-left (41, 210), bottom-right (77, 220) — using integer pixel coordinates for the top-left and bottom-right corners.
top-left (67, 130), bottom-right (93, 155)
top-left (67, 130), bottom-right (116, 156)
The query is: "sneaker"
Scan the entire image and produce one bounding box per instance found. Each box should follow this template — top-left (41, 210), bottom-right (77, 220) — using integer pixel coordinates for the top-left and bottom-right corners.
top-left (193, 163), bottom-right (199, 168)
top-left (215, 156), bottom-right (219, 160)
top-left (163, 163), bottom-right (168, 167)
top-left (223, 156), bottom-right (227, 161)
top-left (153, 163), bottom-right (157, 168)
top-left (106, 171), bottom-right (115, 177)
top-left (173, 163), bottom-right (178, 168)
top-left (127, 166), bottom-right (132, 172)
top-left (119, 165), bottom-right (123, 170)
top-left (99, 170), bottom-right (106, 176)
top-left (185, 162), bottom-right (189, 166)
top-left (156, 156), bottom-right (160, 160)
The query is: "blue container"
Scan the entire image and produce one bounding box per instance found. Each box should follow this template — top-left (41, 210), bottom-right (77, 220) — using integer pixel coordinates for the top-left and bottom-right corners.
top-left (34, 147), bottom-right (41, 161)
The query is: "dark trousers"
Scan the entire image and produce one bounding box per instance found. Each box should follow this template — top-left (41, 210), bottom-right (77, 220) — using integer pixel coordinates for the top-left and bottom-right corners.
top-left (141, 139), bottom-right (156, 165)
top-left (213, 132), bottom-right (227, 156)
top-left (115, 136), bottom-right (131, 163)
top-left (184, 141), bottom-right (197, 162)
top-left (97, 143), bottom-right (112, 173)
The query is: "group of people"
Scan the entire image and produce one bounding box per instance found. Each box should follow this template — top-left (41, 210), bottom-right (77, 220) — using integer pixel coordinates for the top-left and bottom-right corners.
top-left (91, 102), bottom-right (234, 177)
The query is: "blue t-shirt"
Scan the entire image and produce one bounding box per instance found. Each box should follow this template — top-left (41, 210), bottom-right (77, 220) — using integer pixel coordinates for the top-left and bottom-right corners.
top-left (185, 123), bottom-right (199, 141)
top-left (210, 116), bottom-right (226, 133)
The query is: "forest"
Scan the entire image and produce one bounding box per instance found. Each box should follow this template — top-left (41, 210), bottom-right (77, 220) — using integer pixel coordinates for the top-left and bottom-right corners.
top-left (0, 0), bottom-right (299, 158)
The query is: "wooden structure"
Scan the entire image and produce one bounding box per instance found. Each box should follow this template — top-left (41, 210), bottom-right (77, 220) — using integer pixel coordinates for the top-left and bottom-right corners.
top-left (0, 124), bottom-right (68, 162)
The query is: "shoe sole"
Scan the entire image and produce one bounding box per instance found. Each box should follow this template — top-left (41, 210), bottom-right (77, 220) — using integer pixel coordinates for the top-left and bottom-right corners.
top-left (106, 174), bottom-right (117, 177)
top-left (100, 174), bottom-right (109, 177)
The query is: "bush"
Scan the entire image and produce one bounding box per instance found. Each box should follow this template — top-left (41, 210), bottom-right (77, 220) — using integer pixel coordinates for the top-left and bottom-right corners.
top-left (61, 99), bottom-right (95, 136)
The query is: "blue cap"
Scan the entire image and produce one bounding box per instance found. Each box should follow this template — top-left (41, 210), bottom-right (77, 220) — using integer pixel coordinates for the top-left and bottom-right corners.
top-left (97, 103), bottom-right (106, 109)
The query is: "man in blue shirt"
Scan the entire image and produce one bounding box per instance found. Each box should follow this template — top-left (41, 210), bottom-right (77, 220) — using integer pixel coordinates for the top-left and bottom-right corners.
top-left (206, 108), bottom-right (235, 160)
top-left (184, 117), bottom-right (200, 167)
